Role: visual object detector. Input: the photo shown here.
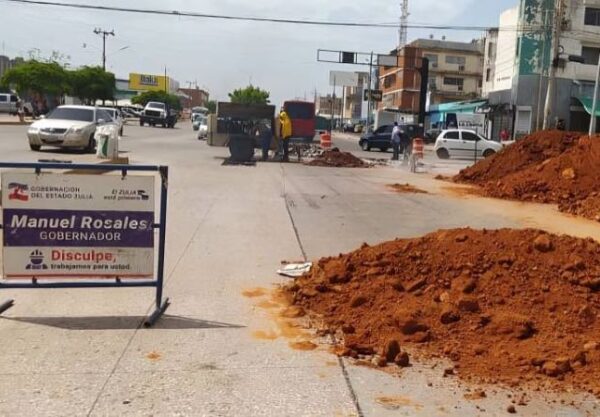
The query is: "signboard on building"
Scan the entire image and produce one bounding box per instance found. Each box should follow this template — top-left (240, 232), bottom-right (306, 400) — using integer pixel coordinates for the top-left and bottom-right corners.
top-left (456, 113), bottom-right (486, 136)
top-left (364, 89), bottom-right (383, 102)
top-left (129, 73), bottom-right (169, 92)
top-left (1, 173), bottom-right (155, 280)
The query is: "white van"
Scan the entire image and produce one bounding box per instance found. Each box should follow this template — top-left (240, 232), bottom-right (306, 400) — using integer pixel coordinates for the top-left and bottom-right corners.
top-left (0, 93), bottom-right (19, 115)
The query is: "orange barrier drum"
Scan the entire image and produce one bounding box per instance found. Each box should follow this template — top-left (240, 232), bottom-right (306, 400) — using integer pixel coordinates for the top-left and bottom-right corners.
top-left (412, 137), bottom-right (425, 159)
top-left (320, 132), bottom-right (332, 149)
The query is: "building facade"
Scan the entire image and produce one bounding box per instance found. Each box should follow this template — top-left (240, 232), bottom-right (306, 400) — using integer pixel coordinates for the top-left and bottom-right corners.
top-left (316, 94), bottom-right (342, 118)
top-left (378, 39), bottom-right (484, 115)
top-left (342, 72), bottom-right (368, 120)
top-left (178, 87), bottom-right (209, 109)
top-left (128, 73), bottom-right (180, 94)
top-left (0, 55), bottom-right (25, 80)
top-left (485, 0), bottom-right (600, 138)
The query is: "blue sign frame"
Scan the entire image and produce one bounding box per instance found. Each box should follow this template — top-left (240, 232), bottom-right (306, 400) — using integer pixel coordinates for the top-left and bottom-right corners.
top-left (0, 162), bottom-right (170, 327)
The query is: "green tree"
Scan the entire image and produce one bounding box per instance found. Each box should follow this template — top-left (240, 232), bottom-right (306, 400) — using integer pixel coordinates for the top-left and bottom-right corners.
top-left (69, 66), bottom-right (115, 104)
top-left (206, 100), bottom-right (217, 114)
top-left (131, 90), bottom-right (181, 110)
top-left (0, 60), bottom-right (70, 96)
top-left (228, 85), bottom-right (270, 105)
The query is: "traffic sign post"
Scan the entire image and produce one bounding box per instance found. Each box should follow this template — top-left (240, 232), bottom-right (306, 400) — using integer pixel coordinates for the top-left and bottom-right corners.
top-left (0, 162), bottom-right (170, 327)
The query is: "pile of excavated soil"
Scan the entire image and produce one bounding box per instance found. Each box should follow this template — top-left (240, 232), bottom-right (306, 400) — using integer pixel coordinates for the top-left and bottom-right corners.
top-left (455, 132), bottom-right (600, 220)
top-left (286, 228), bottom-right (600, 395)
top-left (455, 130), bottom-right (579, 184)
top-left (307, 148), bottom-right (367, 168)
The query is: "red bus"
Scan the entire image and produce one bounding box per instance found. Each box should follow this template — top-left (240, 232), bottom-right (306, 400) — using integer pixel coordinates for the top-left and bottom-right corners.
top-left (283, 101), bottom-right (315, 142)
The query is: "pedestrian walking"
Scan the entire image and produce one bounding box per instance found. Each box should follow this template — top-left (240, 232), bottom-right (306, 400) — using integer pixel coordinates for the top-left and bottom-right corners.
top-left (279, 109), bottom-right (292, 162)
top-left (391, 122), bottom-right (402, 161)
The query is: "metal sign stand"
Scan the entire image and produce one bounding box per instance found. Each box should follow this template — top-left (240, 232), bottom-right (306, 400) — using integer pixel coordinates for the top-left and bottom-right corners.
top-left (0, 162), bottom-right (170, 327)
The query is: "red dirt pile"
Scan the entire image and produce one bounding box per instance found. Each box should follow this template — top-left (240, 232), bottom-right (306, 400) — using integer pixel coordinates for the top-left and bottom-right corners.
top-left (286, 228), bottom-right (600, 395)
top-left (455, 130), bottom-right (579, 184)
top-left (307, 148), bottom-right (367, 168)
top-left (455, 131), bottom-right (600, 220)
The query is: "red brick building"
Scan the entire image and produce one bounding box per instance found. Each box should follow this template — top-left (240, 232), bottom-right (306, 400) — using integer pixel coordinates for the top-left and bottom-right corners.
top-left (378, 46), bottom-right (424, 113)
top-left (178, 87), bottom-right (209, 109)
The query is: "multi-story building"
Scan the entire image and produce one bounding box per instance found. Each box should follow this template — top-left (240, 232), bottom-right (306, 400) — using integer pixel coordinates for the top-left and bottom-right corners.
top-left (316, 94), bottom-right (342, 118)
top-left (485, 0), bottom-right (600, 137)
top-left (178, 87), bottom-right (209, 109)
top-left (0, 55), bottom-right (25, 80)
top-left (379, 39), bottom-right (484, 114)
top-left (342, 72), bottom-right (368, 120)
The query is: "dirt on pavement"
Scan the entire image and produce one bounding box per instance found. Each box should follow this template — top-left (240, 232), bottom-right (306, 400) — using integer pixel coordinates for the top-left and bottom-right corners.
top-left (306, 148), bottom-right (368, 168)
top-left (454, 131), bottom-right (600, 221)
top-left (285, 228), bottom-right (600, 396)
top-left (387, 183), bottom-right (428, 194)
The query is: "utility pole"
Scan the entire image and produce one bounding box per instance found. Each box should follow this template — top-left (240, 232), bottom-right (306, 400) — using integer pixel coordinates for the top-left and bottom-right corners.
top-left (536, 10), bottom-right (551, 131)
top-left (589, 56), bottom-right (600, 136)
top-left (93, 28), bottom-right (114, 71)
top-left (367, 52), bottom-right (374, 130)
top-left (542, 0), bottom-right (565, 130)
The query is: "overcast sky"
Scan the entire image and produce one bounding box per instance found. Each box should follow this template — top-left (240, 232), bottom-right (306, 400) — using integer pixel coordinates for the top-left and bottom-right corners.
top-left (0, 0), bottom-right (517, 105)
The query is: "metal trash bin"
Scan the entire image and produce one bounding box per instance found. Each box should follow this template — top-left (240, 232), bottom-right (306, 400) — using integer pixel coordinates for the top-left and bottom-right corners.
top-left (228, 134), bottom-right (255, 163)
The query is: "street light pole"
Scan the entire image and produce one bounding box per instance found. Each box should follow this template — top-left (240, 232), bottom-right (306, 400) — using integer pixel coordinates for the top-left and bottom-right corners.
top-left (589, 55), bottom-right (600, 136)
top-left (93, 28), bottom-right (115, 71)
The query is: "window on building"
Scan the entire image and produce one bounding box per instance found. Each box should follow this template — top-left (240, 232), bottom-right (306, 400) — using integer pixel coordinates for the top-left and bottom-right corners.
top-left (446, 55), bottom-right (466, 65)
top-left (424, 54), bottom-right (438, 68)
top-left (585, 8), bottom-right (600, 26)
top-left (488, 43), bottom-right (495, 59)
top-left (582, 46), bottom-right (600, 65)
top-left (486, 68), bottom-right (492, 82)
top-left (428, 77), bottom-right (437, 90)
top-left (443, 77), bottom-right (464, 87)
top-left (383, 74), bottom-right (397, 88)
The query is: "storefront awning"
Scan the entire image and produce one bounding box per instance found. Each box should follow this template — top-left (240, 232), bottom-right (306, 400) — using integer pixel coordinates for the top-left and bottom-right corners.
top-left (574, 97), bottom-right (600, 117)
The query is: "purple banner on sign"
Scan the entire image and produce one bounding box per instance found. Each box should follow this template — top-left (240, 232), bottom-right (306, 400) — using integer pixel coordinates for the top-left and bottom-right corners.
top-left (3, 209), bottom-right (154, 248)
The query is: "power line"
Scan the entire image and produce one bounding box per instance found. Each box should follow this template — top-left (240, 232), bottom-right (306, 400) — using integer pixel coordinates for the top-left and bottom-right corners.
top-left (2, 0), bottom-right (547, 32)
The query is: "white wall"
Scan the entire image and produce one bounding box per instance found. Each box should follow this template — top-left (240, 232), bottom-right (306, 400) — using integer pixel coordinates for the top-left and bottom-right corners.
top-left (493, 6), bottom-right (518, 92)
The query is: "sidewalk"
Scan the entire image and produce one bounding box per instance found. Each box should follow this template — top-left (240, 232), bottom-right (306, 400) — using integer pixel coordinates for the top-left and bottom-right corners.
top-left (0, 114), bottom-right (32, 125)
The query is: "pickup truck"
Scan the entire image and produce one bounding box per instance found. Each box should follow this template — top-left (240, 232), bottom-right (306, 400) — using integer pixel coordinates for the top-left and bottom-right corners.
top-left (139, 101), bottom-right (178, 128)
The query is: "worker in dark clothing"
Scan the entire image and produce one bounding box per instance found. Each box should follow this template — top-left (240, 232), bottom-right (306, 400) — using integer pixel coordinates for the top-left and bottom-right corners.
top-left (401, 128), bottom-right (412, 163)
top-left (256, 122), bottom-right (273, 161)
top-left (391, 122), bottom-right (402, 161)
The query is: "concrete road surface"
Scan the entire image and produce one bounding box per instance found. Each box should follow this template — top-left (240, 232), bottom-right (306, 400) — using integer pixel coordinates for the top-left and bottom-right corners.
top-left (0, 122), bottom-right (598, 416)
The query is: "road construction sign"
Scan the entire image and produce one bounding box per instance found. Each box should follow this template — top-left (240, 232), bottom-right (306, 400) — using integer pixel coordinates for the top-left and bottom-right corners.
top-left (2, 172), bottom-right (155, 279)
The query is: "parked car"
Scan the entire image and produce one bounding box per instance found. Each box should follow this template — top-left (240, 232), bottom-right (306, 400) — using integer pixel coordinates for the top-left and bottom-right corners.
top-left (343, 121), bottom-right (355, 132)
top-left (121, 107), bottom-right (140, 118)
top-left (139, 101), bottom-right (178, 128)
top-left (197, 118), bottom-right (208, 140)
top-left (434, 129), bottom-right (503, 160)
top-left (359, 124), bottom-right (393, 152)
top-left (100, 107), bottom-right (124, 136)
top-left (0, 93), bottom-right (19, 115)
top-left (27, 105), bottom-right (114, 152)
top-left (191, 113), bottom-right (204, 131)
top-left (358, 124), bottom-right (424, 152)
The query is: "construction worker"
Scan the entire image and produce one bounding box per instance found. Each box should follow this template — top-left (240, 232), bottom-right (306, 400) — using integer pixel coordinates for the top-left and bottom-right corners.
top-left (279, 109), bottom-right (292, 162)
top-left (391, 122), bottom-right (402, 161)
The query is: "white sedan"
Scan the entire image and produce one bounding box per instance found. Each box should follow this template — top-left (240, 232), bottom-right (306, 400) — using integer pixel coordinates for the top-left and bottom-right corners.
top-left (434, 129), bottom-right (503, 160)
